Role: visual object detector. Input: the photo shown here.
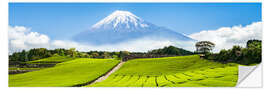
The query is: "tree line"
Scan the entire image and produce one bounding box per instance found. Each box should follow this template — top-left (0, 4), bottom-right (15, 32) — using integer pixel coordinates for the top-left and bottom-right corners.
top-left (9, 46), bottom-right (194, 62)
top-left (203, 40), bottom-right (261, 65)
top-left (9, 39), bottom-right (261, 65)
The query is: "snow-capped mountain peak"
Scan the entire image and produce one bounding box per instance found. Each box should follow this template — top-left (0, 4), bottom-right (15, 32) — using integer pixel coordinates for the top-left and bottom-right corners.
top-left (91, 10), bottom-right (150, 30)
top-left (73, 10), bottom-right (194, 45)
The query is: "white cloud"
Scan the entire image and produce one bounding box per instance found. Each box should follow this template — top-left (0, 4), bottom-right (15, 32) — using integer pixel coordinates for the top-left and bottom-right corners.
top-left (189, 22), bottom-right (262, 52)
top-left (8, 26), bottom-right (50, 53)
top-left (25, 32), bottom-right (49, 45)
top-left (9, 25), bottom-right (192, 53)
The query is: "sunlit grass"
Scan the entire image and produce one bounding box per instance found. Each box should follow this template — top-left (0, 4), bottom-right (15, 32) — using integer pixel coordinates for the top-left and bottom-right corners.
top-left (88, 55), bottom-right (238, 87)
top-left (9, 58), bottom-right (119, 87)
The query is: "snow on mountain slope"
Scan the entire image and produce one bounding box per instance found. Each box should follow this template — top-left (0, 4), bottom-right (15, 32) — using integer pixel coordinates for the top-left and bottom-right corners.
top-left (72, 10), bottom-right (194, 45)
top-left (91, 10), bottom-right (151, 30)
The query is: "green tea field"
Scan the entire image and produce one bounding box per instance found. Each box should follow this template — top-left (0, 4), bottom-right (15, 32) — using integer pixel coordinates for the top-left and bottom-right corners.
top-left (26, 56), bottom-right (76, 64)
top-left (9, 58), bottom-right (120, 87)
top-left (9, 55), bottom-right (238, 87)
top-left (88, 55), bottom-right (238, 87)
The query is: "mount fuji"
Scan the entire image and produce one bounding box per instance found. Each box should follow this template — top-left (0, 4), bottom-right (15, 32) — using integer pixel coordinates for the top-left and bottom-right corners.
top-left (72, 10), bottom-right (194, 45)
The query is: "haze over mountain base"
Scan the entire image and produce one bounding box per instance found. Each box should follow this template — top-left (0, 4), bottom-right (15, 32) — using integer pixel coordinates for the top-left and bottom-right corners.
top-left (53, 38), bottom-right (196, 52)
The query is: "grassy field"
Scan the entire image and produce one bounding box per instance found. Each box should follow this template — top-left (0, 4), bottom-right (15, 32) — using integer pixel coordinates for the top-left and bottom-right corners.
top-left (9, 58), bottom-right (120, 87)
top-left (88, 55), bottom-right (238, 87)
top-left (9, 56), bottom-right (77, 73)
top-left (26, 56), bottom-right (76, 64)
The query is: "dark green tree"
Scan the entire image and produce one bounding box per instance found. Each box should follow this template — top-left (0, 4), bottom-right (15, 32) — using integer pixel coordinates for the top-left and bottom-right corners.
top-left (195, 41), bottom-right (215, 53)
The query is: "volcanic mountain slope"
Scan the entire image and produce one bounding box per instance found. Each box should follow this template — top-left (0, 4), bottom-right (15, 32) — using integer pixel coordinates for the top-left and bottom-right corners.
top-left (72, 10), bottom-right (194, 45)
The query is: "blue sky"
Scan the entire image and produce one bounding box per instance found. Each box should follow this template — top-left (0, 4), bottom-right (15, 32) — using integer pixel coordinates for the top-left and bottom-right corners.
top-left (9, 3), bottom-right (261, 40)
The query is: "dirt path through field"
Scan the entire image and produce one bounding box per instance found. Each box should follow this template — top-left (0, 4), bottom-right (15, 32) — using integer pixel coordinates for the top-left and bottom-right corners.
top-left (89, 61), bottom-right (125, 85)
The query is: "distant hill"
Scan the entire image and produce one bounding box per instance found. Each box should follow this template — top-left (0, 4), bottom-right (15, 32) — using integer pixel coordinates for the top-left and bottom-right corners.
top-left (148, 46), bottom-right (193, 56)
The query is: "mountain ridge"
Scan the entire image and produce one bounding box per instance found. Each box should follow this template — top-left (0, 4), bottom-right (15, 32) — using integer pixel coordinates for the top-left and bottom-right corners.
top-left (72, 10), bottom-right (194, 45)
